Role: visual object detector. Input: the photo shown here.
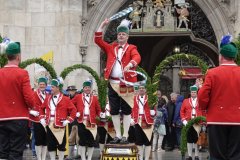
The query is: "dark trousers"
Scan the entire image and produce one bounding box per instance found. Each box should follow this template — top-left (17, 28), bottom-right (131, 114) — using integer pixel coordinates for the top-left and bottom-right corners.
top-left (108, 83), bottom-right (132, 115)
top-left (187, 126), bottom-right (198, 143)
top-left (33, 122), bottom-right (47, 146)
top-left (162, 123), bottom-right (176, 149)
top-left (134, 124), bottom-right (152, 146)
top-left (46, 126), bottom-right (66, 151)
top-left (128, 126), bottom-right (136, 143)
top-left (0, 120), bottom-right (28, 160)
top-left (78, 123), bottom-right (96, 147)
top-left (208, 125), bottom-right (240, 160)
top-left (175, 127), bottom-right (182, 147)
top-left (97, 126), bottom-right (113, 144)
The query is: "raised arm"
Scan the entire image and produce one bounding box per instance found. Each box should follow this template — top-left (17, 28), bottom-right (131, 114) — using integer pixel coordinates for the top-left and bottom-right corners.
top-left (94, 19), bottom-right (112, 53)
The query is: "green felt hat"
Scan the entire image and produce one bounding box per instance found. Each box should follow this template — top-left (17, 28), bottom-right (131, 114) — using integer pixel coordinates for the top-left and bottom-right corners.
top-left (190, 85), bottom-right (198, 91)
top-left (117, 25), bottom-right (129, 35)
top-left (51, 79), bottom-right (63, 89)
top-left (220, 42), bottom-right (238, 58)
top-left (83, 81), bottom-right (91, 88)
top-left (38, 77), bottom-right (47, 85)
top-left (6, 42), bottom-right (21, 55)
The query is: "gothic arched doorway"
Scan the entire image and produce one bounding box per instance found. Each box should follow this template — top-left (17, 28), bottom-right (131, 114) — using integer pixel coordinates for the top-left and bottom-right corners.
top-left (102, 0), bottom-right (218, 93)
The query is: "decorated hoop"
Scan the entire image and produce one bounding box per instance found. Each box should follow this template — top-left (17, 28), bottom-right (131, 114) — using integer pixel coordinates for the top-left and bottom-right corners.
top-left (119, 70), bottom-right (147, 87)
top-left (109, 7), bottom-right (133, 21)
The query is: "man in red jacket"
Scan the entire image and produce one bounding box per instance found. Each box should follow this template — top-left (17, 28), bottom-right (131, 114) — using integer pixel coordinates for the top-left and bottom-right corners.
top-left (30, 77), bottom-right (49, 160)
top-left (71, 81), bottom-right (101, 160)
top-left (95, 18), bottom-right (141, 144)
top-left (131, 85), bottom-right (155, 160)
top-left (39, 78), bottom-right (76, 160)
top-left (198, 35), bottom-right (240, 160)
top-left (180, 85), bottom-right (202, 160)
top-left (0, 42), bottom-right (35, 160)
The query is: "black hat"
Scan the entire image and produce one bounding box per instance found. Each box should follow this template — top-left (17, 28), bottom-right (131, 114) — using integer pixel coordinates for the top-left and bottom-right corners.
top-left (66, 85), bottom-right (77, 91)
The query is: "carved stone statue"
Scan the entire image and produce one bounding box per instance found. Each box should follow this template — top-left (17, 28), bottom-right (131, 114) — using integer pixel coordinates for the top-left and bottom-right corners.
top-left (129, 6), bottom-right (142, 29)
top-left (155, 10), bottom-right (163, 27)
top-left (175, 4), bottom-right (190, 30)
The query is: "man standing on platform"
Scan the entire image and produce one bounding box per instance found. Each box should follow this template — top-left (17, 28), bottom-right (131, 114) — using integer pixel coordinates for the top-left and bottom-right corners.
top-left (39, 79), bottom-right (77, 160)
top-left (72, 81), bottom-right (101, 160)
top-left (31, 77), bottom-right (49, 160)
top-left (95, 18), bottom-right (141, 144)
top-left (0, 42), bottom-right (35, 160)
top-left (180, 85), bottom-right (202, 160)
top-left (131, 85), bottom-right (155, 160)
top-left (198, 35), bottom-right (240, 160)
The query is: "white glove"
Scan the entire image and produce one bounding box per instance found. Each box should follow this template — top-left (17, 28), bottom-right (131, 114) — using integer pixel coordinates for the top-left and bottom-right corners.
top-left (100, 112), bottom-right (106, 119)
top-left (150, 110), bottom-right (155, 116)
top-left (106, 111), bottom-right (110, 117)
top-left (183, 120), bottom-right (188, 126)
top-left (124, 63), bottom-right (133, 72)
top-left (76, 112), bottom-right (80, 118)
top-left (29, 110), bottom-right (39, 117)
top-left (130, 118), bottom-right (135, 126)
top-left (62, 120), bottom-right (70, 127)
top-left (40, 118), bottom-right (46, 127)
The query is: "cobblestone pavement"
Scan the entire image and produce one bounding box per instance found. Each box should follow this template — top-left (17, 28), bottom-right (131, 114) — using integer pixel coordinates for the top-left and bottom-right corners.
top-left (23, 147), bottom-right (209, 160)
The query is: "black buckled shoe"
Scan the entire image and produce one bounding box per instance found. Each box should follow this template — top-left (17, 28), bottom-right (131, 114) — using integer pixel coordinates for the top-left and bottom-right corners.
top-left (195, 156), bottom-right (199, 160)
top-left (186, 157), bottom-right (192, 160)
top-left (119, 137), bottom-right (129, 144)
top-left (110, 137), bottom-right (121, 144)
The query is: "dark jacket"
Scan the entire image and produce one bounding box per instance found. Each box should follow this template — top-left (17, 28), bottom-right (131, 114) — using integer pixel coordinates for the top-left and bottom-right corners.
top-left (166, 101), bottom-right (176, 125)
top-left (173, 95), bottom-right (184, 126)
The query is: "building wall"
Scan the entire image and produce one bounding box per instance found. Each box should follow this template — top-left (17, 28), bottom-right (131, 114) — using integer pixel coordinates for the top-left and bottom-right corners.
top-left (0, 0), bottom-right (239, 91)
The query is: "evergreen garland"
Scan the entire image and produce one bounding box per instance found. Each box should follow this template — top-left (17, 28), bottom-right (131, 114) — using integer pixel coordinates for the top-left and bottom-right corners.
top-left (235, 40), bottom-right (240, 65)
top-left (19, 58), bottom-right (57, 79)
top-left (151, 53), bottom-right (208, 106)
top-left (180, 116), bottom-right (206, 155)
top-left (0, 35), bottom-right (8, 68)
top-left (0, 54), bottom-right (8, 68)
top-left (60, 64), bottom-right (107, 110)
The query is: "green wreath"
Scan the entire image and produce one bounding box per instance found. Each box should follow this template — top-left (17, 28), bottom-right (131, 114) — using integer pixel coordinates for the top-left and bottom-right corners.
top-left (151, 53), bottom-right (209, 106)
top-left (0, 54), bottom-right (8, 68)
top-left (180, 116), bottom-right (206, 155)
top-left (19, 58), bottom-right (57, 79)
top-left (60, 64), bottom-right (107, 110)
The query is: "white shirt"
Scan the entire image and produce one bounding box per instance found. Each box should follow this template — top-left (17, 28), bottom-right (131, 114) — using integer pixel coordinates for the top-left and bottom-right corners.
top-left (50, 94), bottom-right (60, 121)
top-left (39, 90), bottom-right (46, 103)
top-left (84, 93), bottom-right (90, 116)
top-left (191, 97), bottom-right (197, 118)
top-left (138, 95), bottom-right (145, 115)
top-left (110, 45), bottom-right (124, 83)
top-left (105, 103), bottom-right (110, 117)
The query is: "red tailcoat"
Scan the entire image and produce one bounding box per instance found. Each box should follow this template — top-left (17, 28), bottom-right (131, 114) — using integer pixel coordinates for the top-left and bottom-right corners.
top-left (40, 93), bottom-right (77, 127)
top-left (94, 32), bottom-right (141, 82)
top-left (30, 89), bottom-right (49, 122)
top-left (71, 94), bottom-right (101, 125)
top-left (180, 98), bottom-right (202, 121)
top-left (132, 95), bottom-right (153, 125)
top-left (198, 64), bottom-right (240, 125)
top-left (0, 64), bottom-right (35, 121)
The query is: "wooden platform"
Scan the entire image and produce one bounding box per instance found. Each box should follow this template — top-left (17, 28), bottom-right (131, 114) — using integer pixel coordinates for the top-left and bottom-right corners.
top-left (101, 143), bottom-right (138, 160)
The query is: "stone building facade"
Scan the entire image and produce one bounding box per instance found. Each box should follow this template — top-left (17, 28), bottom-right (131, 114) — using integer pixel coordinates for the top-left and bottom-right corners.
top-left (0, 0), bottom-right (240, 92)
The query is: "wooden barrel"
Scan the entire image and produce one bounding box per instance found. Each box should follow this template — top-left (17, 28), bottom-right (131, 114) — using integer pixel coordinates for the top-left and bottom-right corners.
top-left (101, 144), bottom-right (138, 160)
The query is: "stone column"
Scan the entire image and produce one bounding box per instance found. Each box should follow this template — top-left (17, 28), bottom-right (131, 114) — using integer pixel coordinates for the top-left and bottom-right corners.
top-left (172, 65), bottom-right (180, 93)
